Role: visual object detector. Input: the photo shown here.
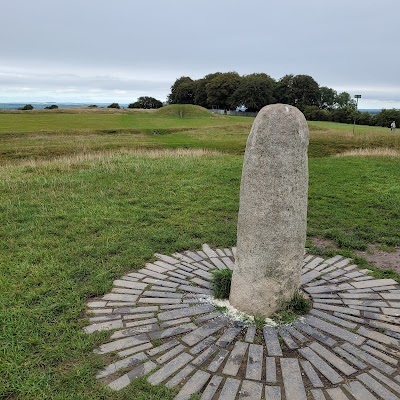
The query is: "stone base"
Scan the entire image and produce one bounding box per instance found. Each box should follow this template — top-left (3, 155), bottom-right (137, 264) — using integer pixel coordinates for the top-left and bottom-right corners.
top-left (84, 244), bottom-right (400, 400)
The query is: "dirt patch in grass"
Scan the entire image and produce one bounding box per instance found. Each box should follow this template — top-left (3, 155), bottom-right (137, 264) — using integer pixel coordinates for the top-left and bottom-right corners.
top-left (355, 245), bottom-right (400, 273)
top-left (311, 236), bottom-right (400, 272)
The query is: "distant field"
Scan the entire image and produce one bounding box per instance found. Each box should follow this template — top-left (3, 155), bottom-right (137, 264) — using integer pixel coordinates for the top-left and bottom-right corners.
top-left (0, 106), bottom-right (399, 163)
top-left (1, 105), bottom-right (399, 399)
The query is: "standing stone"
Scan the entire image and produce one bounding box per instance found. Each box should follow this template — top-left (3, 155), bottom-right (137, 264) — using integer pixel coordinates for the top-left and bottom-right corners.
top-left (230, 104), bottom-right (309, 317)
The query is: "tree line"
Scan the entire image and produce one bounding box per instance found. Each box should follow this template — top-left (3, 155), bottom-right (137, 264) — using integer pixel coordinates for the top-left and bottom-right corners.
top-left (168, 72), bottom-right (400, 127)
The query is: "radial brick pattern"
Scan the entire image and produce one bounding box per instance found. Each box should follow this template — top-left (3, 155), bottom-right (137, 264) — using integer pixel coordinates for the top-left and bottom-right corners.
top-left (85, 244), bottom-right (400, 399)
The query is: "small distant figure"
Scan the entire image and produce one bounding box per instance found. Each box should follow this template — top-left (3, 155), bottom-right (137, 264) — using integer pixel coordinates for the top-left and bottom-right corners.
top-left (391, 121), bottom-right (396, 131)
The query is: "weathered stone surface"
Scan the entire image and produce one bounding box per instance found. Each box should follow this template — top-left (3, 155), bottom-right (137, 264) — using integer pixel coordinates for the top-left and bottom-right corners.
top-left (230, 104), bottom-right (309, 317)
top-left (281, 358), bottom-right (307, 400)
top-left (200, 375), bottom-right (223, 400)
top-left (218, 377), bottom-right (241, 400)
top-left (173, 370), bottom-right (210, 400)
top-left (222, 341), bottom-right (248, 376)
top-left (238, 380), bottom-right (262, 399)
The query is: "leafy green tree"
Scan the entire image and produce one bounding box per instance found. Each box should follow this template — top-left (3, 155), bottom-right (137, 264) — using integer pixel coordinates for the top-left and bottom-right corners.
top-left (230, 73), bottom-right (276, 111)
top-left (107, 103), bottom-right (120, 109)
top-left (334, 92), bottom-right (356, 110)
top-left (128, 96), bottom-right (163, 109)
top-left (168, 76), bottom-right (195, 104)
top-left (44, 104), bottom-right (58, 109)
top-left (18, 104), bottom-right (33, 110)
top-left (374, 109), bottom-right (400, 127)
top-left (274, 74), bottom-right (295, 105)
top-left (194, 73), bottom-right (222, 108)
top-left (291, 75), bottom-right (320, 109)
top-left (205, 72), bottom-right (241, 110)
top-left (319, 86), bottom-right (337, 109)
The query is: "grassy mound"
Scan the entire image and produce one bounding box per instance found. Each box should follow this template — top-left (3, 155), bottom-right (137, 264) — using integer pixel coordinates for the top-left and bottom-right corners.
top-left (156, 104), bottom-right (215, 118)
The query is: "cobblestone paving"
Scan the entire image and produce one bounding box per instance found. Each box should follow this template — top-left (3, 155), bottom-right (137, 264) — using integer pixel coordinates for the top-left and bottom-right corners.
top-left (84, 244), bottom-right (400, 399)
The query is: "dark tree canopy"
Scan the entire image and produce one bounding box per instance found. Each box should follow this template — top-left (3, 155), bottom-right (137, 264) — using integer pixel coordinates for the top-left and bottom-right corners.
top-left (205, 72), bottom-right (241, 110)
top-left (107, 103), bottom-right (120, 109)
top-left (18, 104), bottom-right (34, 110)
top-left (168, 76), bottom-right (195, 104)
top-left (230, 73), bottom-right (275, 112)
top-left (128, 96), bottom-right (163, 109)
top-left (194, 73), bottom-right (223, 108)
top-left (319, 86), bottom-right (337, 110)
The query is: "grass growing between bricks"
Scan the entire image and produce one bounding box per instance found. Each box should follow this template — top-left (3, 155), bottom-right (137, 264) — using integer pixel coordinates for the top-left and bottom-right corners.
top-left (211, 268), bottom-right (233, 299)
top-left (270, 292), bottom-right (312, 325)
top-left (1, 112), bottom-right (400, 398)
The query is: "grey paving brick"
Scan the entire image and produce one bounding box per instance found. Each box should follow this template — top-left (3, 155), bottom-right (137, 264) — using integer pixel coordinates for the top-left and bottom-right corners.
top-left (181, 317), bottom-right (230, 346)
top-left (146, 263), bottom-right (171, 274)
top-left (351, 278), bottom-right (398, 289)
top-left (244, 325), bottom-right (256, 343)
top-left (148, 323), bottom-right (197, 340)
top-left (165, 364), bottom-right (195, 388)
top-left (142, 290), bottom-right (183, 299)
top-left (325, 387), bottom-right (349, 400)
top-left (300, 360), bottom-right (323, 388)
top-left (283, 325), bottom-right (308, 343)
top-left (154, 260), bottom-right (178, 271)
top-left (113, 279), bottom-right (147, 290)
top-left (263, 326), bottom-right (283, 356)
top-left (160, 304), bottom-right (189, 310)
top-left (304, 315), bottom-right (365, 345)
top-left (113, 305), bottom-right (159, 314)
top-left (209, 257), bottom-right (226, 269)
top-left (357, 325), bottom-right (400, 347)
top-left (94, 333), bottom-right (148, 354)
top-left (265, 385), bottom-right (281, 400)
top-left (192, 346), bottom-right (218, 366)
top-left (138, 297), bottom-right (182, 304)
top-left (311, 389), bottom-right (326, 400)
top-left (281, 358), bottom-right (307, 400)
top-left (309, 309), bottom-right (357, 329)
top-left (147, 352), bottom-right (193, 385)
top-left (222, 341), bottom-right (248, 376)
top-left (160, 317), bottom-right (191, 328)
top-left (147, 339), bottom-right (179, 356)
top-left (124, 317), bottom-right (158, 327)
top-left (189, 336), bottom-right (217, 355)
top-left (113, 324), bottom-right (160, 338)
top-left (361, 344), bottom-right (397, 364)
top-left (357, 373), bottom-right (400, 400)
top-left (96, 351), bottom-right (148, 378)
top-left (102, 293), bottom-right (138, 302)
top-left (207, 348), bottom-right (229, 372)
top-left (112, 287), bottom-right (142, 295)
top-left (195, 311), bottom-right (221, 323)
top-left (313, 303), bottom-right (361, 316)
top-left (158, 304), bottom-right (214, 321)
top-left (117, 342), bottom-right (153, 358)
top-left (278, 328), bottom-right (298, 349)
top-left (84, 319), bottom-right (123, 333)
top-left (178, 284), bottom-right (212, 295)
top-left (309, 342), bottom-right (357, 375)
top-left (190, 277), bottom-right (212, 288)
top-left (200, 375), bottom-right (223, 400)
top-left (369, 368), bottom-right (400, 395)
top-left (138, 268), bottom-right (169, 280)
top-left (265, 356), bottom-right (276, 383)
top-left (143, 277), bottom-right (179, 288)
top-left (156, 344), bottom-right (186, 364)
top-left (341, 342), bottom-right (396, 374)
top-left (107, 360), bottom-right (156, 391)
top-left (343, 380), bottom-right (376, 400)
top-left (218, 377), bottom-right (241, 400)
top-left (245, 344), bottom-right (263, 381)
top-left (174, 370), bottom-right (210, 400)
top-left (332, 346), bottom-right (368, 369)
top-left (215, 327), bottom-right (242, 347)
top-left (298, 347), bottom-right (343, 384)
top-left (293, 321), bottom-right (337, 347)
top-left (238, 380), bottom-right (262, 400)
top-left (154, 253), bottom-right (180, 265)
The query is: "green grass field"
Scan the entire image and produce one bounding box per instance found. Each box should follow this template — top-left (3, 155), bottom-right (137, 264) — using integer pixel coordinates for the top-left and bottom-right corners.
top-left (1, 105), bottom-right (399, 399)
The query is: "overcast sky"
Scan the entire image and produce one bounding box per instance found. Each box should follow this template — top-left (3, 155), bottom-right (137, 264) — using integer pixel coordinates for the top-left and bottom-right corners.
top-left (1, 0), bottom-right (399, 108)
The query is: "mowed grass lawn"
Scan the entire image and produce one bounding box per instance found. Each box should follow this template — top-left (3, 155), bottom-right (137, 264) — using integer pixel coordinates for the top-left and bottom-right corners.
top-left (1, 105), bottom-right (399, 399)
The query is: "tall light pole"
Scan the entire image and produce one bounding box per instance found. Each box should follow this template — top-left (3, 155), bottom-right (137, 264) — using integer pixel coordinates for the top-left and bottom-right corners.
top-left (353, 95), bottom-right (361, 134)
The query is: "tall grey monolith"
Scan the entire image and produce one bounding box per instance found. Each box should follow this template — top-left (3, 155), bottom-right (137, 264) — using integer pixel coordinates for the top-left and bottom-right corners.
top-left (229, 104), bottom-right (309, 317)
